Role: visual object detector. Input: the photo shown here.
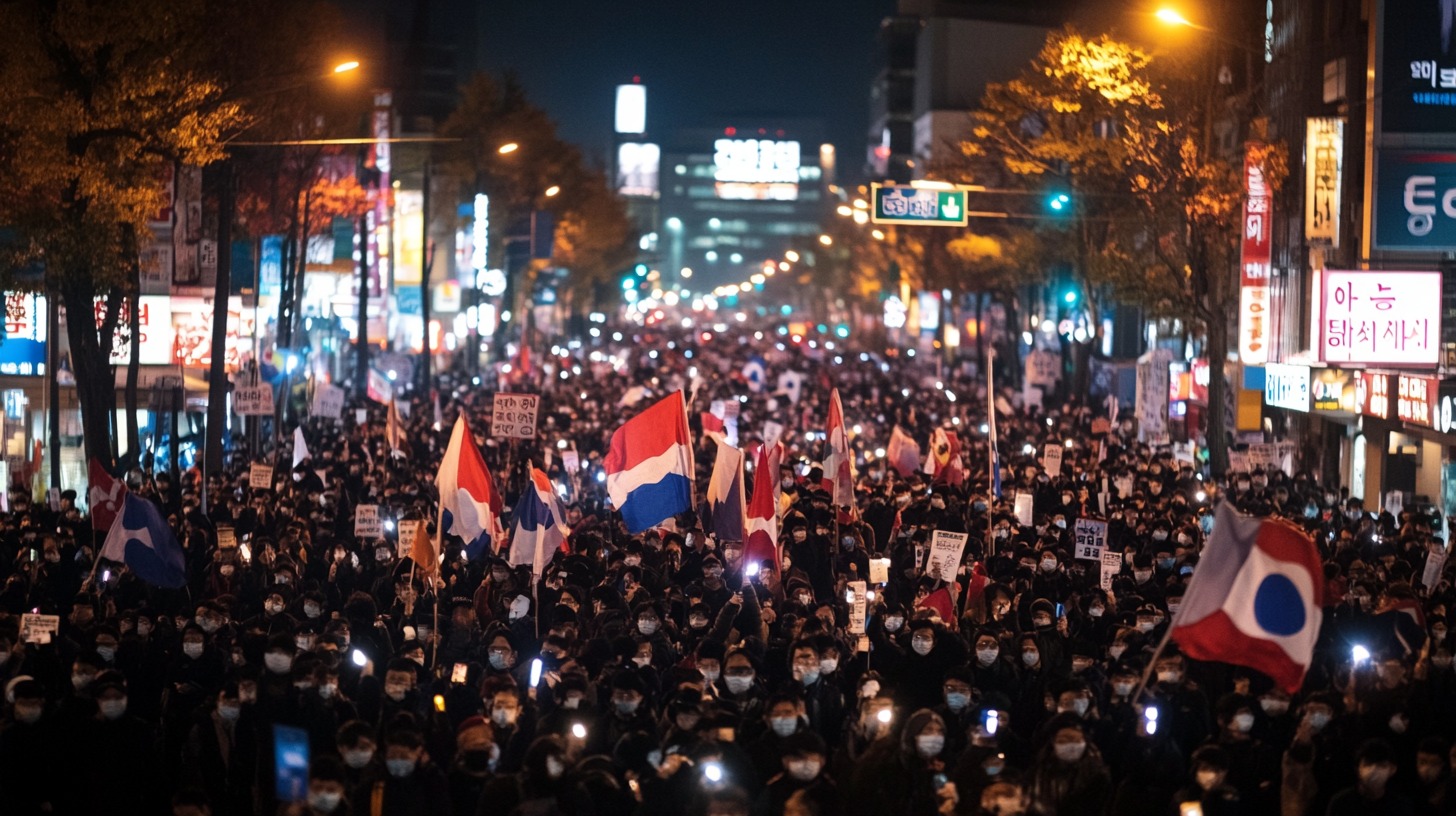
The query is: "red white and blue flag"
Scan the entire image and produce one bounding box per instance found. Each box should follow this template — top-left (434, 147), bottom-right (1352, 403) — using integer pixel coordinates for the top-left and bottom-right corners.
top-left (606, 391), bottom-right (695, 533)
top-left (745, 441), bottom-right (784, 573)
top-left (436, 415), bottom-right (506, 560)
top-left (821, 388), bottom-right (855, 507)
top-left (704, 442), bottom-right (746, 543)
top-left (1171, 502), bottom-right (1324, 692)
top-left (509, 467), bottom-right (569, 576)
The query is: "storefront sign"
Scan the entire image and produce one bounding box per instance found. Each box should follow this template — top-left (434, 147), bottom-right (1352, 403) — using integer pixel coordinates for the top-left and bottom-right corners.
top-left (1396, 373), bottom-right (1439, 428)
top-left (1264, 363), bottom-right (1311, 412)
top-left (1312, 369), bottom-right (1352, 412)
top-left (1318, 269), bottom-right (1441, 366)
top-left (1374, 150), bottom-right (1456, 250)
top-left (1355, 370), bottom-right (1394, 420)
top-left (0, 292), bottom-right (46, 376)
top-left (1305, 118), bottom-right (1343, 246)
top-left (1239, 147), bottom-right (1272, 365)
top-left (1380, 0), bottom-right (1456, 133)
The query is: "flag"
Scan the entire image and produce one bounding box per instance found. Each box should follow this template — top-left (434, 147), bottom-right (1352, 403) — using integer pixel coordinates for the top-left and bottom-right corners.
top-left (366, 369), bottom-right (393, 404)
top-left (509, 468), bottom-right (569, 576)
top-left (100, 494), bottom-right (186, 588)
top-left (1170, 502), bottom-right (1323, 692)
top-left (292, 427), bottom-right (310, 468)
top-left (409, 523), bottom-right (436, 573)
top-left (704, 443), bottom-right (746, 543)
top-left (745, 441), bottom-right (783, 572)
top-left (701, 409), bottom-right (727, 443)
top-left (1376, 596), bottom-right (1428, 656)
top-left (775, 371), bottom-right (805, 404)
top-left (436, 415), bottom-right (506, 561)
top-left (886, 426), bottom-right (921, 478)
top-left (931, 428), bottom-right (966, 487)
top-left (917, 586), bottom-right (956, 622)
top-left (88, 458), bottom-right (127, 533)
top-left (386, 399), bottom-right (406, 458)
top-left (742, 357), bottom-right (767, 393)
top-left (606, 391), bottom-right (696, 533)
top-left (821, 389), bottom-right (855, 507)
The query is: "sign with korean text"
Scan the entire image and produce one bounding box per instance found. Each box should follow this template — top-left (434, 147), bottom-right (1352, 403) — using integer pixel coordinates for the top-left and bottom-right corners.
top-left (1073, 518), bottom-right (1108, 560)
top-left (234, 382), bottom-right (275, 416)
top-left (1380, 0), bottom-right (1456, 133)
top-left (397, 520), bottom-right (420, 559)
top-left (311, 383), bottom-right (345, 419)
top-left (848, 581), bottom-right (868, 634)
top-left (1100, 551), bottom-right (1122, 591)
top-left (1312, 369), bottom-right (1353, 412)
top-left (1264, 363), bottom-right (1311, 412)
top-left (1355, 370), bottom-right (1395, 420)
top-left (354, 504), bottom-right (382, 539)
top-left (926, 530), bottom-right (969, 583)
top-left (1240, 147), bottom-right (1272, 364)
top-left (1014, 493), bottom-right (1035, 527)
top-left (491, 393), bottom-right (540, 439)
top-left (1305, 118), bottom-right (1343, 246)
top-left (1042, 444), bottom-right (1063, 477)
top-left (106, 295), bottom-right (174, 366)
top-left (1318, 270), bottom-right (1440, 366)
top-left (0, 292), bottom-right (46, 376)
top-left (1135, 349), bottom-right (1171, 443)
top-left (1397, 373), bottom-right (1439, 428)
top-left (20, 613), bottom-right (60, 644)
top-left (1374, 150), bottom-right (1456, 250)
top-left (217, 525), bottom-right (237, 549)
top-left (870, 184), bottom-right (969, 227)
top-left (1248, 443), bottom-right (1279, 471)
top-left (249, 463), bottom-right (273, 490)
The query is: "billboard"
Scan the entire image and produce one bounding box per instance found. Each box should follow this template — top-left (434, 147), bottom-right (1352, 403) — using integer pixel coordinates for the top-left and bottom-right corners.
top-left (1380, 0), bottom-right (1456, 133)
top-left (1373, 149), bottom-right (1456, 250)
top-left (1317, 269), bottom-right (1441, 367)
top-left (0, 292), bottom-right (46, 376)
top-left (107, 295), bottom-right (174, 367)
top-left (1305, 118), bottom-right (1343, 246)
top-left (615, 84), bottom-right (646, 135)
top-left (714, 138), bottom-right (799, 201)
top-left (1239, 148), bottom-right (1272, 365)
top-left (1264, 363), bottom-right (1311, 412)
top-left (616, 143), bottom-right (660, 197)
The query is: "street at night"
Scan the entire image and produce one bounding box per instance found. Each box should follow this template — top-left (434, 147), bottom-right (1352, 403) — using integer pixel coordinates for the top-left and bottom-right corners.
top-left (0, 2), bottom-right (1450, 816)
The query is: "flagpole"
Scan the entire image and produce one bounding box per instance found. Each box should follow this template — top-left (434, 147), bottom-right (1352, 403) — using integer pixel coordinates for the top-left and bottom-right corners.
top-left (1129, 623), bottom-right (1177, 705)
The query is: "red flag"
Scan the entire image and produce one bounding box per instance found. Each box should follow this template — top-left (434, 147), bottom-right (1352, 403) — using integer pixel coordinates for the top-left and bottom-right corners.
top-left (886, 426), bottom-right (921, 478)
top-left (701, 411), bottom-right (726, 439)
top-left (917, 586), bottom-right (956, 622)
top-left (821, 389), bottom-right (855, 507)
top-left (744, 441), bottom-right (783, 572)
top-left (88, 459), bottom-right (127, 533)
top-left (932, 428), bottom-right (966, 487)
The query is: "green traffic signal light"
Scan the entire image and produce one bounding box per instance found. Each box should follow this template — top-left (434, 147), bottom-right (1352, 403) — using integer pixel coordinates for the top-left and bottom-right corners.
top-left (1047, 193), bottom-right (1071, 212)
top-left (1063, 290), bottom-right (1078, 304)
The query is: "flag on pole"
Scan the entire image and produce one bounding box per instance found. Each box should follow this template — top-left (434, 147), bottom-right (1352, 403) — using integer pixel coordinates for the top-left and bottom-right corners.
top-left (886, 426), bottom-right (921, 478)
top-left (821, 388), bottom-right (856, 507)
top-left (742, 357), bottom-right (767, 393)
top-left (509, 468), bottom-right (569, 576)
top-left (745, 441), bottom-right (783, 572)
top-left (605, 391), bottom-right (696, 533)
top-left (292, 427), bottom-right (310, 469)
top-left (386, 399), bottom-right (406, 458)
top-left (917, 585), bottom-right (956, 622)
top-left (704, 443), bottom-right (746, 543)
top-left (435, 415), bottom-right (506, 561)
top-left (100, 494), bottom-right (187, 588)
top-left (931, 428), bottom-right (966, 487)
top-left (88, 458), bottom-right (127, 533)
top-left (1170, 502), bottom-right (1323, 692)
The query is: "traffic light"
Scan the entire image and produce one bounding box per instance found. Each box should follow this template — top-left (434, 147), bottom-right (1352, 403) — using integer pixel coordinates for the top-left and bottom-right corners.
top-left (634, 263), bottom-right (648, 277)
top-left (1046, 192), bottom-right (1071, 212)
top-left (1063, 288), bottom-right (1078, 305)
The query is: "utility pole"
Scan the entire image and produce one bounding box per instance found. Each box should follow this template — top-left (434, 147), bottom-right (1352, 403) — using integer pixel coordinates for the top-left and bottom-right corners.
top-left (355, 212), bottom-right (369, 400)
top-left (419, 159), bottom-right (432, 394)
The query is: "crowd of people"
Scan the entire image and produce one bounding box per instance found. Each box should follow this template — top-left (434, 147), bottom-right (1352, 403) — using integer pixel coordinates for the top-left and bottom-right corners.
top-left (0, 324), bottom-right (1452, 816)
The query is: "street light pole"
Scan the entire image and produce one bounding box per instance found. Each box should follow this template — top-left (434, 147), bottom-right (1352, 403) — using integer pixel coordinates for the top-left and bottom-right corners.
top-left (419, 159), bottom-right (432, 395)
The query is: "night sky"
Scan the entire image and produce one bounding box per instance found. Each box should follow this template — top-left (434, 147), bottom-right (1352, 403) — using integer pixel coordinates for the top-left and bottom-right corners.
top-left (478, 0), bottom-right (898, 173)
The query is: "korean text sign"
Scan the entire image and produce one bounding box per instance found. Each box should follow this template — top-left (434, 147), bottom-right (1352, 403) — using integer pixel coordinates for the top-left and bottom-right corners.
top-left (1318, 270), bottom-right (1440, 367)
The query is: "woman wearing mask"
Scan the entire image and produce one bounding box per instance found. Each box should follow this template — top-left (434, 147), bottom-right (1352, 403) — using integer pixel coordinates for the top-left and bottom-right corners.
top-left (846, 708), bottom-right (956, 816)
top-left (715, 648), bottom-right (767, 735)
top-left (1026, 717), bottom-right (1111, 816)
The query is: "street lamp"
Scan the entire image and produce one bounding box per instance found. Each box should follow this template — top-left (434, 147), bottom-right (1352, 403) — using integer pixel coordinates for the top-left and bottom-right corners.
top-left (1154, 8), bottom-right (1197, 28)
top-left (332, 60), bottom-right (361, 74)
top-left (544, 185), bottom-right (560, 198)
top-left (498, 142), bottom-right (519, 155)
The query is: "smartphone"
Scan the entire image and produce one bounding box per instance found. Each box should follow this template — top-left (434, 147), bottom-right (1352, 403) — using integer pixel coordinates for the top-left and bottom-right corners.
top-left (350, 649), bottom-right (367, 667)
top-left (451, 663), bottom-right (468, 684)
top-left (1055, 603), bottom-right (1065, 618)
top-left (272, 724), bottom-right (310, 803)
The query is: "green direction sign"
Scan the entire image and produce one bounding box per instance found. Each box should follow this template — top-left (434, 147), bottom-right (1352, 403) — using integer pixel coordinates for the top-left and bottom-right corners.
top-left (870, 184), bottom-right (968, 227)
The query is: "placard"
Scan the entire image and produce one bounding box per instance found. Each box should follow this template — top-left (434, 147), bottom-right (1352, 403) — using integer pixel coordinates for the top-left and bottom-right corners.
top-left (1100, 551), bottom-right (1123, 591)
top-left (1114, 475), bottom-right (1134, 498)
top-left (217, 525), bottom-right (237, 549)
top-left (927, 530), bottom-right (969, 583)
top-left (1423, 545), bottom-right (1448, 591)
top-left (561, 450), bottom-right (580, 473)
top-left (1228, 449), bottom-right (1251, 473)
top-left (763, 420), bottom-right (784, 448)
top-left (397, 520), bottom-right (420, 559)
top-left (491, 393), bottom-right (540, 439)
top-left (20, 613), bottom-right (60, 644)
top-left (234, 382), bottom-right (275, 416)
top-left (1248, 443), bottom-right (1278, 472)
top-left (1043, 444), bottom-right (1063, 477)
top-left (355, 408), bottom-right (368, 425)
top-left (1014, 493), bottom-right (1034, 527)
top-left (249, 463), bottom-right (273, 490)
top-left (311, 383), bottom-right (345, 419)
top-left (354, 504), bottom-right (382, 539)
top-left (869, 557), bottom-right (890, 584)
top-left (1073, 518), bottom-right (1108, 560)
top-left (848, 581), bottom-right (868, 634)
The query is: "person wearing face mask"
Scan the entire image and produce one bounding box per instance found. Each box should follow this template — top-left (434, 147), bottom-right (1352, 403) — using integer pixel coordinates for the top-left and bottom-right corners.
top-left (1325, 739), bottom-right (1412, 816)
top-left (477, 735), bottom-right (572, 816)
top-left (1208, 702), bottom-right (1280, 815)
top-left (748, 693), bottom-right (811, 783)
top-left (716, 648), bottom-right (766, 726)
top-left (757, 731), bottom-right (838, 816)
top-left (300, 757), bottom-right (351, 815)
top-left (1169, 745), bottom-right (1241, 816)
top-left (335, 720), bottom-right (381, 791)
top-left (78, 674), bottom-right (162, 813)
top-left (446, 715), bottom-right (499, 815)
top-left (1147, 653), bottom-right (1211, 758)
top-left (351, 726), bottom-right (450, 816)
top-left (969, 631), bottom-right (1020, 701)
top-left (587, 671), bottom-right (656, 759)
top-left (180, 683), bottom-right (258, 816)
top-left (845, 708), bottom-right (953, 816)
top-left (892, 619), bottom-right (969, 711)
top-left (0, 678), bottom-right (61, 815)
top-left (785, 640), bottom-right (846, 747)
top-left (1026, 718), bottom-right (1111, 816)
top-left (1283, 693), bottom-right (1351, 816)
top-left (931, 669), bottom-right (981, 757)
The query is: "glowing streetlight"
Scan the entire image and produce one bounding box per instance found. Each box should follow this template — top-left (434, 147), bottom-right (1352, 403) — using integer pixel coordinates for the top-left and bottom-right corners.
top-left (818, 234), bottom-right (833, 246)
top-left (785, 250), bottom-right (800, 262)
top-left (1155, 8), bottom-right (1193, 26)
top-left (332, 60), bottom-right (361, 74)
top-left (498, 142), bottom-right (519, 154)
top-left (871, 229), bottom-right (885, 240)
top-left (544, 185), bottom-right (560, 197)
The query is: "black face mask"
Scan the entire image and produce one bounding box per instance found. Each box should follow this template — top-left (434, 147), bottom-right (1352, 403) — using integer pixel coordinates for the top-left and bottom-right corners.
top-left (461, 749), bottom-right (493, 772)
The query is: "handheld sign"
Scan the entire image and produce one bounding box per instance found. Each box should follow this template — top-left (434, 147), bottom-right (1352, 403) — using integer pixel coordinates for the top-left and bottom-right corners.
top-left (20, 613), bottom-right (60, 644)
top-left (1014, 493), bottom-right (1035, 527)
top-left (1100, 551), bottom-right (1123, 591)
top-left (491, 393), bottom-right (540, 439)
top-left (927, 530), bottom-right (969, 583)
top-left (235, 383), bottom-right (275, 416)
top-left (869, 557), bottom-right (890, 584)
top-left (311, 383), bottom-right (345, 419)
top-left (249, 463), bottom-right (274, 490)
top-left (1043, 444), bottom-right (1063, 477)
top-left (397, 520), bottom-right (420, 559)
top-left (1073, 518), bottom-right (1109, 560)
top-left (848, 581), bottom-right (869, 634)
top-left (354, 504), bottom-right (383, 539)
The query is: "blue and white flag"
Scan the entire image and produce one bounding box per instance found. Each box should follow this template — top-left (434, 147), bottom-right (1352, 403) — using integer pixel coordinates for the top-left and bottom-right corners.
top-left (742, 357), bottom-right (767, 394)
top-left (704, 442), bottom-right (746, 542)
top-left (100, 494), bottom-right (187, 588)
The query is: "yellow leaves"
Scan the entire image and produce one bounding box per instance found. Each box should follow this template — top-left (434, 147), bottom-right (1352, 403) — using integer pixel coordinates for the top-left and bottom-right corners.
top-left (946, 234), bottom-right (1004, 262)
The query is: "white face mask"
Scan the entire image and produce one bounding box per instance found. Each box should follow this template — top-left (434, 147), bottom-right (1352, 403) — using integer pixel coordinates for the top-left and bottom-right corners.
top-left (787, 758), bottom-right (822, 781)
top-left (1232, 713), bottom-right (1255, 733)
top-left (915, 734), bottom-right (944, 757)
top-left (1196, 770), bottom-right (1221, 790)
top-left (911, 638), bottom-right (933, 656)
top-left (724, 674), bottom-right (754, 694)
top-left (976, 648), bottom-right (999, 666)
top-left (818, 658), bottom-right (839, 675)
top-left (1054, 741), bottom-right (1087, 762)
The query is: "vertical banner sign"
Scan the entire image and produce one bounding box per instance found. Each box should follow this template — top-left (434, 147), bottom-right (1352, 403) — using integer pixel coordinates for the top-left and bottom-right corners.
top-left (848, 581), bottom-right (868, 634)
top-left (1100, 551), bottom-right (1123, 591)
top-left (1305, 118), bottom-right (1343, 247)
top-left (1240, 146), bottom-right (1272, 365)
